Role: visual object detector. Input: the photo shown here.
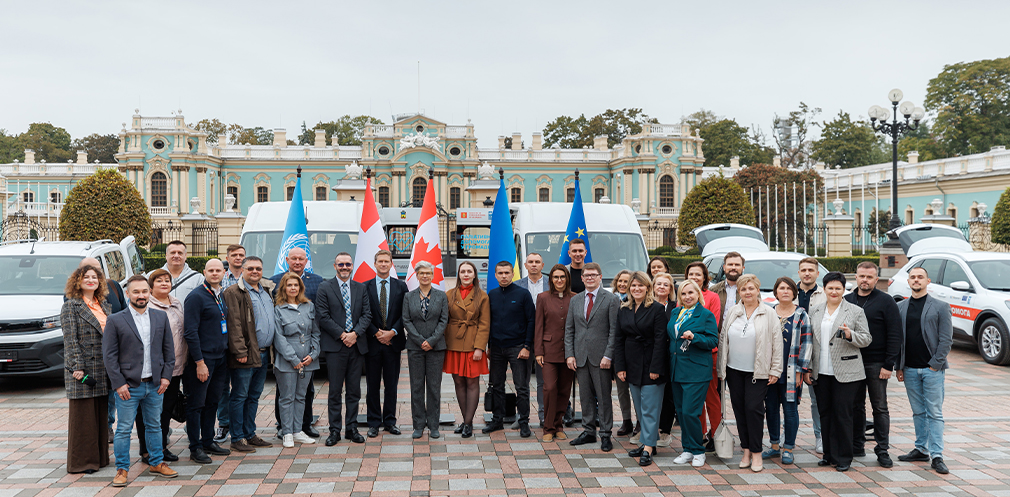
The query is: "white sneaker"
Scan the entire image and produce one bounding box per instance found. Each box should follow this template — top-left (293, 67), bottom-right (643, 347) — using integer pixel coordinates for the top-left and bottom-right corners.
top-left (630, 432), bottom-right (640, 445)
top-left (815, 437), bottom-right (823, 454)
top-left (674, 451), bottom-right (693, 464)
top-left (692, 454), bottom-right (706, 467)
top-left (282, 434), bottom-right (294, 448)
top-left (293, 431), bottom-right (317, 444)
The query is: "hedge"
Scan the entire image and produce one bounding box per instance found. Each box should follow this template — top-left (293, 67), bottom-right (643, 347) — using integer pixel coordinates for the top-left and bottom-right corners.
top-left (142, 256), bottom-right (219, 273)
top-left (651, 255), bottom-right (878, 276)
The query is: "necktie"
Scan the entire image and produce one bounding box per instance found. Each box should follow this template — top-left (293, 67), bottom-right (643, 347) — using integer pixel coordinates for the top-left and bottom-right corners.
top-left (379, 280), bottom-right (388, 328)
top-left (586, 292), bottom-right (594, 321)
top-left (341, 282), bottom-right (352, 332)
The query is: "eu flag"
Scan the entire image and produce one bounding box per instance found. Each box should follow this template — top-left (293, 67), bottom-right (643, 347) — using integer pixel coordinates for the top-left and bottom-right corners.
top-left (275, 169), bottom-right (313, 275)
top-left (486, 173), bottom-right (515, 291)
top-left (558, 176), bottom-right (592, 265)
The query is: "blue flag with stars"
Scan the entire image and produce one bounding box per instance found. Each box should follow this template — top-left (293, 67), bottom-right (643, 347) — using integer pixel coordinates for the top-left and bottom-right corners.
top-left (558, 178), bottom-right (592, 265)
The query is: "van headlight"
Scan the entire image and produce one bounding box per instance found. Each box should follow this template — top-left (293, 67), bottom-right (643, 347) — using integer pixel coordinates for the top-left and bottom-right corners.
top-left (41, 315), bottom-right (61, 330)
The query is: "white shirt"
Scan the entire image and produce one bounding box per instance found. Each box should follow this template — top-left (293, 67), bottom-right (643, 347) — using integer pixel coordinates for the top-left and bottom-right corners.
top-left (129, 305), bottom-right (153, 379)
top-left (723, 283), bottom-right (737, 322)
top-left (820, 306), bottom-right (839, 376)
top-left (726, 313), bottom-right (756, 372)
top-left (583, 287), bottom-right (601, 319)
top-left (527, 275), bottom-right (544, 306)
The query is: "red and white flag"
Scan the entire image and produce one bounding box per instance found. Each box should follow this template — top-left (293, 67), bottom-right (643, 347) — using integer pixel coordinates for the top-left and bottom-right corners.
top-left (353, 177), bottom-right (394, 282)
top-left (405, 176), bottom-right (444, 290)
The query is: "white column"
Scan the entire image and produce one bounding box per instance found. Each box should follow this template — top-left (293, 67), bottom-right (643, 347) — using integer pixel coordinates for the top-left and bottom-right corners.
top-left (171, 168), bottom-right (179, 214)
top-left (623, 170), bottom-right (631, 205)
top-left (647, 170), bottom-right (655, 212)
top-left (181, 168), bottom-right (190, 214)
top-left (679, 169), bottom-right (687, 208)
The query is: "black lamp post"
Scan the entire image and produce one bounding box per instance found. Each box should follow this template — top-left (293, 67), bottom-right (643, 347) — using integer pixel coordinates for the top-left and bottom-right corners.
top-left (868, 88), bottom-right (925, 231)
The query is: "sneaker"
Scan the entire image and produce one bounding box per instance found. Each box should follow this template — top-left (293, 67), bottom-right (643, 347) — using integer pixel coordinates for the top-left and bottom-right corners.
top-left (655, 433), bottom-right (671, 447)
top-left (692, 453), bottom-right (706, 467)
top-left (282, 434), bottom-right (294, 448)
top-left (214, 426), bottom-right (229, 444)
top-left (674, 451), bottom-right (693, 464)
top-left (293, 432), bottom-right (316, 444)
top-left (815, 437), bottom-right (823, 454)
top-left (629, 432), bottom-right (640, 445)
top-left (781, 450), bottom-right (794, 465)
top-left (762, 447), bottom-right (781, 459)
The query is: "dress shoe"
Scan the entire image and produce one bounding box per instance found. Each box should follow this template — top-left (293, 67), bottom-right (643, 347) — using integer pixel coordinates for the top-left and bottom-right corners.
top-left (346, 430), bottom-right (365, 444)
top-left (899, 448), bottom-right (931, 462)
top-left (519, 423), bottom-right (532, 438)
top-left (600, 436), bottom-right (613, 452)
top-left (367, 427), bottom-right (380, 438)
top-left (628, 445), bottom-right (645, 458)
top-left (638, 451), bottom-right (653, 466)
top-left (429, 429), bottom-right (440, 439)
top-left (878, 452), bottom-right (893, 468)
top-left (149, 462), bottom-right (178, 478)
top-left (817, 459), bottom-right (831, 467)
top-left (162, 449), bottom-right (179, 462)
top-left (632, 421), bottom-right (641, 435)
top-left (616, 419), bottom-right (634, 436)
top-left (461, 423), bottom-right (473, 438)
top-left (412, 429), bottom-right (424, 439)
top-left (563, 407), bottom-right (575, 427)
top-left (570, 432), bottom-right (597, 446)
top-left (384, 425), bottom-right (401, 435)
top-left (190, 447), bottom-right (212, 464)
top-left (303, 426), bottom-right (320, 438)
top-left (325, 430), bottom-right (341, 446)
top-left (932, 457), bottom-right (949, 474)
top-left (213, 426), bottom-right (229, 444)
top-left (205, 442), bottom-right (231, 456)
top-left (140, 453), bottom-right (150, 465)
top-left (112, 469), bottom-right (128, 487)
top-left (750, 459), bottom-right (763, 472)
top-left (248, 435), bottom-right (272, 447)
top-left (554, 431), bottom-right (567, 440)
top-left (482, 421), bottom-right (504, 434)
top-left (836, 464), bottom-right (850, 472)
top-left (293, 432), bottom-right (316, 444)
top-left (454, 424), bottom-right (465, 434)
top-left (231, 439), bottom-right (256, 453)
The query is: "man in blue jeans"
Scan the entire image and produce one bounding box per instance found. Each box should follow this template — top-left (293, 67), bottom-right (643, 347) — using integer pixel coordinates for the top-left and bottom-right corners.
top-left (103, 275), bottom-right (178, 486)
top-left (896, 267), bottom-right (953, 475)
top-left (222, 256), bottom-right (276, 452)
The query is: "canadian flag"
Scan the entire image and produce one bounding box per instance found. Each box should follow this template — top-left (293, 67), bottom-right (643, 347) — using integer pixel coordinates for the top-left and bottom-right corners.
top-left (405, 176), bottom-right (444, 290)
top-left (352, 177), bottom-right (394, 282)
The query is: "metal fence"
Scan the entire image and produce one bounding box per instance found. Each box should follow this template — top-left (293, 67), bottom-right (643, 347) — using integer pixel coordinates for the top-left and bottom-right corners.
top-left (645, 219), bottom-right (679, 250)
top-left (190, 224), bottom-right (219, 257)
top-left (967, 221), bottom-right (1009, 252)
top-left (851, 225), bottom-right (889, 255)
top-left (150, 222), bottom-right (185, 249)
top-left (804, 225), bottom-right (828, 256)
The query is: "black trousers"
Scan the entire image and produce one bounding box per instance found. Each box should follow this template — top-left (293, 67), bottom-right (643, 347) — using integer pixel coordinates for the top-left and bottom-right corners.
top-left (853, 362), bottom-right (891, 455)
top-left (659, 381), bottom-right (676, 433)
top-left (138, 375), bottom-right (181, 455)
top-left (182, 356), bottom-right (229, 451)
top-left (325, 348), bottom-right (363, 433)
top-left (726, 367), bottom-right (768, 453)
top-left (488, 345), bottom-right (531, 423)
top-left (814, 374), bottom-right (860, 467)
top-left (366, 345), bottom-right (402, 428)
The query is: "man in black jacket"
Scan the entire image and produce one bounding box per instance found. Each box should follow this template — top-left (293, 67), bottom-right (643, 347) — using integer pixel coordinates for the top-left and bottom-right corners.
top-left (316, 252), bottom-right (372, 446)
top-left (364, 250), bottom-right (408, 438)
top-left (844, 261), bottom-right (902, 468)
top-left (483, 261), bottom-right (536, 437)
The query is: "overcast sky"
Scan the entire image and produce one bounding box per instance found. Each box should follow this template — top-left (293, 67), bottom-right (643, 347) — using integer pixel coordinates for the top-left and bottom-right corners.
top-left (5, 0), bottom-right (1008, 150)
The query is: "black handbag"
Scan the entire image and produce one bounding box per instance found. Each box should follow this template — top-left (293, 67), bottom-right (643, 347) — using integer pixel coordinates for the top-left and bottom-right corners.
top-left (171, 391), bottom-right (188, 423)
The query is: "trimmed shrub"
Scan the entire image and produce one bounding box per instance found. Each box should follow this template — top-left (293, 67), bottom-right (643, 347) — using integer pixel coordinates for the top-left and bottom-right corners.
top-left (992, 186), bottom-right (1010, 246)
top-left (59, 169), bottom-right (151, 246)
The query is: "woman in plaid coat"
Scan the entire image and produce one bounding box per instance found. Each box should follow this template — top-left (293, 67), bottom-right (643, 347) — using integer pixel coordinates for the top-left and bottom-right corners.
top-left (62, 264), bottom-right (112, 474)
top-left (763, 277), bottom-right (812, 465)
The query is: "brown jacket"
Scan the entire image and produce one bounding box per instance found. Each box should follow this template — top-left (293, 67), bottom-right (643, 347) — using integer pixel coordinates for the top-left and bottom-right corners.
top-left (223, 277), bottom-right (276, 369)
top-left (444, 286), bottom-right (490, 352)
top-left (534, 292), bottom-right (573, 363)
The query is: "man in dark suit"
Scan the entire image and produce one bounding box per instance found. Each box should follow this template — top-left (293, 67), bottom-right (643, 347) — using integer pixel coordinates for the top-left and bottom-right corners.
top-left (104, 275), bottom-right (178, 486)
top-left (317, 252), bottom-right (372, 446)
top-left (364, 250), bottom-right (408, 438)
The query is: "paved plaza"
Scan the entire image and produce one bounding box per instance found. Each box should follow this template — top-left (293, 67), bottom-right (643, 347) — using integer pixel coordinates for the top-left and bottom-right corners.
top-left (1, 343), bottom-right (1009, 497)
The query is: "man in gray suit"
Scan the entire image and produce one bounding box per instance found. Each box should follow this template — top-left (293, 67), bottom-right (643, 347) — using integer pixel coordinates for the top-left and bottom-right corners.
top-left (896, 266), bottom-right (953, 475)
top-left (104, 275), bottom-right (178, 485)
top-left (514, 252), bottom-right (548, 428)
top-left (564, 262), bottom-right (620, 452)
top-left (316, 252), bottom-right (372, 446)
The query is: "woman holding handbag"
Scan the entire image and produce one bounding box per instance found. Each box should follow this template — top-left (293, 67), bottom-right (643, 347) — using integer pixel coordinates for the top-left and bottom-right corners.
top-left (668, 280), bottom-right (718, 468)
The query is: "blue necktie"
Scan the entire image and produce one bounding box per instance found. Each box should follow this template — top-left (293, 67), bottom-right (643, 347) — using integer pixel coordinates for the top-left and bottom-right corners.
top-left (341, 282), bottom-right (352, 332)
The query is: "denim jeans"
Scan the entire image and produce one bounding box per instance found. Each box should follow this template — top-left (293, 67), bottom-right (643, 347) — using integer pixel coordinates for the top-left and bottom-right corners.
top-left (903, 367), bottom-right (945, 459)
top-left (217, 383), bottom-right (231, 428)
top-left (108, 391), bottom-right (117, 428)
top-left (114, 381), bottom-right (164, 470)
top-left (229, 351), bottom-right (270, 441)
top-left (765, 382), bottom-right (801, 449)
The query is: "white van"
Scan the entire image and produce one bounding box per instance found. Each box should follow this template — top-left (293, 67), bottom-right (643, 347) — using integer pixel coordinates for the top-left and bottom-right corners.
top-left (0, 237), bottom-right (143, 378)
top-left (241, 201), bottom-right (363, 280)
top-left (381, 207), bottom-right (421, 278)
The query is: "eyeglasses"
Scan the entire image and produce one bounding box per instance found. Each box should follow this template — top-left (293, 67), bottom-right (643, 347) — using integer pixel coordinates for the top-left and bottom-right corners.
top-left (245, 267), bottom-right (263, 272)
top-left (583, 273), bottom-right (600, 278)
top-left (335, 263), bottom-right (353, 268)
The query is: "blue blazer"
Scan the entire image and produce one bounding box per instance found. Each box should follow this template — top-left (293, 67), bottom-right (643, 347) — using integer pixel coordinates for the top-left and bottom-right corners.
top-left (668, 305), bottom-right (718, 384)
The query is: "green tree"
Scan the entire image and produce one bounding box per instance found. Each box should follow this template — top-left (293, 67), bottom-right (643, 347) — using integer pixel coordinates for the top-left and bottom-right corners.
top-left (773, 102), bottom-right (821, 168)
top-left (733, 163), bottom-right (823, 245)
top-left (898, 119), bottom-right (945, 162)
top-left (192, 118), bottom-right (228, 144)
top-left (298, 115), bottom-right (384, 147)
top-left (542, 114), bottom-right (590, 149)
top-left (677, 175), bottom-right (755, 247)
top-left (992, 186), bottom-right (1010, 246)
top-left (232, 127), bottom-right (273, 145)
top-left (59, 169), bottom-right (151, 246)
top-left (682, 108), bottom-right (720, 132)
top-left (0, 129), bottom-right (22, 163)
top-left (811, 111), bottom-right (887, 168)
top-left (698, 119), bottom-right (775, 168)
top-left (71, 133), bottom-right (120, 163)
top-left (925, 56), bottom-right (1010, 156)
top-left (19, 122), bottom-right (72, 163)
top-left (542, 108), bottom-right (658, 149)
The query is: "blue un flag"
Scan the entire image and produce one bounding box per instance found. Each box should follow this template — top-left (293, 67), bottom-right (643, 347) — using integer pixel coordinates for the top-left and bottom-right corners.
top-left (275, 174), bottom-right (313, 275)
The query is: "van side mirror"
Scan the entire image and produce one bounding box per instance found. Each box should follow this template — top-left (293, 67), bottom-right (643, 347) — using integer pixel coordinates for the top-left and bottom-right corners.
top-left (949, 281), bottom-right (971, 292)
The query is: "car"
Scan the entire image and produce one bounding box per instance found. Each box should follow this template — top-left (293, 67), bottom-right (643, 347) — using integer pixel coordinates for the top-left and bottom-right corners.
top-left (0, 237), bottom-right (144, 378)
top-left (886, 223), bottom-right (1010, 366)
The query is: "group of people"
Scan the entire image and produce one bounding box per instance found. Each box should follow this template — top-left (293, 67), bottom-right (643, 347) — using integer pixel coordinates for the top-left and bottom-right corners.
top-left (60, 237), bottom-right (955, 488)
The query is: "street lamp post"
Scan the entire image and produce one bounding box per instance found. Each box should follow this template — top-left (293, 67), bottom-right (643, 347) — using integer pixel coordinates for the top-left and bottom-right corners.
top-left (868, 88), bottom-right (925, 231)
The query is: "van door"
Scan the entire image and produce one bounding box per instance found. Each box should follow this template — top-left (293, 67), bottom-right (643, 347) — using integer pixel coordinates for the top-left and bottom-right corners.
top-left (120, 236), bottom-right (144, 277)
top-left (99, 249), bottom-right (129, 285)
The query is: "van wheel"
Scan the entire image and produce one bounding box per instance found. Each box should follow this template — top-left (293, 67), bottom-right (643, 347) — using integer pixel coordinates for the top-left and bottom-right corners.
top-left (978, 317), bottom-right (1010, 366)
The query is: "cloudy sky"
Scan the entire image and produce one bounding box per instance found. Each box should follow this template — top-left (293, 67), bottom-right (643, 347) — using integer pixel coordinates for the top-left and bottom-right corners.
top-left (5, 0), bottom-right (1007, 148)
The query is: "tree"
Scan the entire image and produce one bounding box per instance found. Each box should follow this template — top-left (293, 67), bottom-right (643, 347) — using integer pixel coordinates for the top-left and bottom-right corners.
top-left (677, 175), bottom-right (755, 247)
top-left (542, 115), bottom-right (590, 149)
top-left (773, 102), bottom-right (821, 168)
top-left (992, 186), bottom-right (1010, 246)
top-left (698, 119), bottom-right (775, 168)
top-left (542, 108), bottom-right (658, 149)
top-left (925, 56), bottom-right (1010, 156)
top-left (192, 118), bottom-right (228, 144)
top-left (733, 163), bottom-right (823, 246)
top-left (0, 129), bottom-right (22, 163)
top-left (59, 169), bottom-right (151, 246)
top-left (71, 134), bottom-right (120, 163)
top-left (898, 119), bottom-right (945, 162)
top-left (298, 115), bottom-right (384, 147)
top-left (232, 127), bottom-right (273, 145)
top-left (811, 111), bottom-right (888, 168)
top-left (682, 108), bottom-right (720, 132)
top-left (19, 122), bottom-right (72, 163)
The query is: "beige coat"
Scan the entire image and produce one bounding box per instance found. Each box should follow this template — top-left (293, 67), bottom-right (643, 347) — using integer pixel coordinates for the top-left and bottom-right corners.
top-left (717, 302), bottom-right (783, 380)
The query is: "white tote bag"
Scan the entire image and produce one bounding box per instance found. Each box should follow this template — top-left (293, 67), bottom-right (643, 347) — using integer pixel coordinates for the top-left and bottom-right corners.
top-left (713, 381), bottom-right (735, 460)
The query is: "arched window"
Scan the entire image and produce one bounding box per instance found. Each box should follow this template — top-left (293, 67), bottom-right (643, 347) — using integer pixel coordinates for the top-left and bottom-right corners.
top-left (50, 191), bottom-right (61, 204)
top-left (227, 185), bottom-right (239, 210)
top-left (659, 175), bottom-right (675, 208)
top-left (511, 187), bottom-right (522, 203)
top-left (257, 186), bottom-right (269, 203)
top-left (378, 186), bottom-right (390, 207)
top-left (450, 187), bottom-right (461, 209)
top-left (151, 172), bottom-right (167, 207)
top-left (412, 177), bottom-right (427, 206)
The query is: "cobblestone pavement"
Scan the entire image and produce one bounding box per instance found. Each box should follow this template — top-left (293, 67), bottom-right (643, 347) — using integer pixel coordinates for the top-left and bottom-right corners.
top-left (1, 344), bottom-right (1009, 496)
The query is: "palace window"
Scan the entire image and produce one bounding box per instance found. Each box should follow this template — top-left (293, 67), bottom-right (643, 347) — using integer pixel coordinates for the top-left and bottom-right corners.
top-left (286, 186), bottom-right (296, 201)
top-left (50, 191), bottom-right (61, 204)
top-left (539, 187), bottom-right (549, 202)
top-left (315, 186), bottom-right (328, 201)
top-left (511, 187), bottom-right (522, 203)
top-left (227, 185), bottom-right (239, 210)
top-left (450, 187), bottom-right (461, 209)
top-left (378, 186), bottom-right (390, 207)
top-left (151, 172), bottom-right (167, 207)
top-left (257, 186), bottom-right (269, 203)
top-left (566, 187), bottom-right (575, 203)
top-left (659, 175), bottom-right (675, 207)
top-left (594, 188), bottom-right (604, 203)
top-left (412, 177), bottom-right (427, 206)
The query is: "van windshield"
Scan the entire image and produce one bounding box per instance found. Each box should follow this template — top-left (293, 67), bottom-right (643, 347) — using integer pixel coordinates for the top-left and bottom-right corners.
top-left (241, 231), bottom-right (357, 280)
top-left (525, 232), bottom-right (648, 280)
top-left (0, 256), bottom-right (83, 295)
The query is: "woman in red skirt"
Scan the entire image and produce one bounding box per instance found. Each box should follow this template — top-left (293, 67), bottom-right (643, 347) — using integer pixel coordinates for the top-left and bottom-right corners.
top-left (443, 261), bottom-right (490, 438)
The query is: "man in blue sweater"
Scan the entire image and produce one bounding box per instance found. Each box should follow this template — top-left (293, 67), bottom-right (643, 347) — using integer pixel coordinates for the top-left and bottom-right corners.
top-left (483, 261), bottom-right (536, 437)
top-left (182, 259), bottom-right (232, 464)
